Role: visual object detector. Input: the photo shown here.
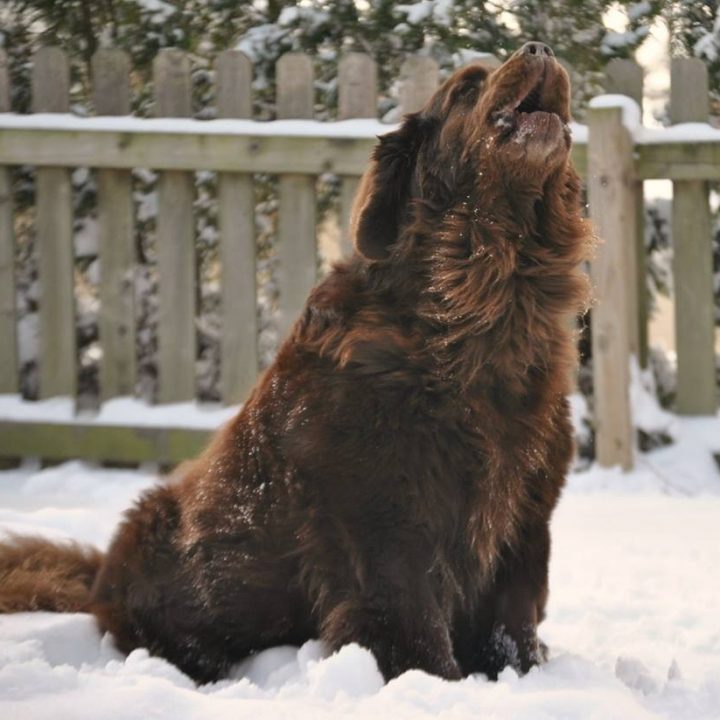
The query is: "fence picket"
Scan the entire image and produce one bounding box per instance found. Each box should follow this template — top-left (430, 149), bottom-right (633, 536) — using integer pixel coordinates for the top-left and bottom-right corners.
top-left (92, 49), bottom-right (137, 400)
top-left (0, 49), bottom-right (17, 394)
top-left (154, 49), bottom-right (196, 403)
top-left (338, 53), bottom-right (377, 257)
top-left (605, 59), bottom-right (647, 368)
top-left (670, 58), bottom-right (717, 414)
top-left (588, 105), bottom-right (636, 470)
top-left (276, 52), bottom-right (316, 340)
top-left (32, 47), bottom-right (76, 400)
top-left (399, 56), bottom-right (439, 114)
top-left (217, 50), bottom-right (257, 405)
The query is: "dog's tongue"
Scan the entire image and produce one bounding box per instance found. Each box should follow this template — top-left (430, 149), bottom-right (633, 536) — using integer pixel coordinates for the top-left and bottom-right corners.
top-left (513, 111), bottom-right (563, 144)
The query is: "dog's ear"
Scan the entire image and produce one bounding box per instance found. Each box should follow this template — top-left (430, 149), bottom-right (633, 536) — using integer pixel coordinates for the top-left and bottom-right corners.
top-left (351, 114), bottom-right (425, 261)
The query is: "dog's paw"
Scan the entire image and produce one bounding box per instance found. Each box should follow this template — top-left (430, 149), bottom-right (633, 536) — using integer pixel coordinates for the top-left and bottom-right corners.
top-left (534, 638), bottom-right (550, 664)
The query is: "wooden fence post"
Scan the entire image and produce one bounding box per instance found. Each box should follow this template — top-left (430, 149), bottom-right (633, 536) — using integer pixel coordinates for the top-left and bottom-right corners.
top-left (605, 58), bottom-right (647, 368)
top-left (399, 56), bottom-right (438, 114)
top-left (338, 53), bottom-right (377, 257)
top-left (216, 49), bottom-right (258, 405)
top-left (32, 47), bottom-right (77, 400)
top-left (153, 49), bottom-right (196, 403)
top-left (0, 49), bottom-right (18, 394)
top-left (588, 104), bottom-right (636, 470)
top-left (670, 58), bottom-right (717, 414)
top-left (276, 52), bottom-right (316, 340)
top-left (92, 49), bottom-right (137, 401)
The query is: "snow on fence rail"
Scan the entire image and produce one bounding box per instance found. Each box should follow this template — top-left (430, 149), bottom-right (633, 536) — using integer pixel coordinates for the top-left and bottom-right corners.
top-left (0, 48), bottom-right (717, 468)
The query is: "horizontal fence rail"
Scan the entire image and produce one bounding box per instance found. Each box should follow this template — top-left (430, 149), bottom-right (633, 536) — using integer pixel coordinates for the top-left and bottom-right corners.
top-left (0, 118), bottom-right (394, 175)
top-left (4, 117), bottom-right (720, 178)
top-left (0, 421), bottom-right (210, 465)
top-left (0, 48), bottom-right (717, 468)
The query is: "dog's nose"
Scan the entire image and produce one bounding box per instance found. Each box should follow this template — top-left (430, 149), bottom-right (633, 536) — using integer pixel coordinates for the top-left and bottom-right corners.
top-left (521, 41), bottom-right (554, 58)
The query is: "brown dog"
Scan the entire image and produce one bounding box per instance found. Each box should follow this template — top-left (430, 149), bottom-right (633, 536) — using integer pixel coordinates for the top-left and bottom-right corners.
top-left (0, 42), bottom-right (590, 684)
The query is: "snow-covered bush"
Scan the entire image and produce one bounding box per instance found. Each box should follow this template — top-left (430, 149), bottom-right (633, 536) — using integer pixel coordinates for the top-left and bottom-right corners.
top-left (4, 0), bottom-right (718, 464)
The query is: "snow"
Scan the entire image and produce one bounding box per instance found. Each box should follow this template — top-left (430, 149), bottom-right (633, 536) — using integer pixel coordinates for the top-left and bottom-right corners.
top-left (629, 358), bottom-right (676, 438)
top-left (0, 394), bottom-right (238, 430)
top-left (234, 23), bottom-right (287, 65)
top-left (17, 314), bottom-right (39, 365)
top-left (396, 1), bottom-right (435, 26)
top-left (628, 2), bottom-right (653, 22)
top-left (0, 113), bottom-right (396, 140)
top-left (74, 217), bottom-right (98, 258)
top-left (582, 93), bottom-right (720, 148)
top-left (1, 410), bottom-right (719, 719)
top-left (136, 0), bottom-right (176, 23)
top-left (589, 94), bottom-right (642, 131)
top-left (694, 11), bottom-right (720, 64)
top-left (568, 121), bottom-right (587, 144)
top-left (639, 123), bottom-right (720, 144)
top-left (580, 95), bottom-right (720, 144)
top-left (568, 392), bottom-right (591, 446)
top-left (453, 49), bottom-right (500, 68)
top-left (602, 26), bottom-right (650, 55)
top-left (276, 6), bottom-right (329, 32)
top-left (431, 0), bottom-right (454, 26)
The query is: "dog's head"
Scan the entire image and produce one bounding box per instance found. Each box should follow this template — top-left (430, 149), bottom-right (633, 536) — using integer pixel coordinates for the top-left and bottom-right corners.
top-left (352, 42), bottom-right (574, 261)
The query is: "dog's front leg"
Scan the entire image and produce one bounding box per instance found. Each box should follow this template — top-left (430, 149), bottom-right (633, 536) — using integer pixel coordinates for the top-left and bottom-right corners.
top-left (480, 519), bottom-right (551, 677)
top-left (319, 584), bottom-right (461, 681)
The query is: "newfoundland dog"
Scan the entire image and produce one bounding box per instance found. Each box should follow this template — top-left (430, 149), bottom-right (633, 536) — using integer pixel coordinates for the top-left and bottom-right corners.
top-left (0, 41), bottom-right (590, 683)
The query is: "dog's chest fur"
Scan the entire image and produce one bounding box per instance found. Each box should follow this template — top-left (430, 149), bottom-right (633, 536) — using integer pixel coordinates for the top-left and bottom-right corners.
top-left (274, 337), bottom-right (560, 602)
top-left (181, 248), bottom-right (574, 624)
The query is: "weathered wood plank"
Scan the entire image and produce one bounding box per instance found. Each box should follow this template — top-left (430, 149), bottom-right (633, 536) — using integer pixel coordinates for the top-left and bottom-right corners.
top-left (92, 48), bottom-right (131, 115)
top-left (637, 142), bottom-right (720, 179)
top-left (605, 58), bottom-right (647, 367)
top-left (399, 56), bottom-right (438, 114)
top-left (0, 49), bottom-right (18, 394)
top-left (588, 105), bottom-right (635, 469)
top-left (0, 125), bottom-right (590, 178)
top-left (0, 167), bottom-right (14, 394)
top-left (216, 50), bottom-right (258, 404)
top-left (32, 47), bottom-right (77, 400)
top-left (604, 58), bottom-right (643, 104)
top-left (670, 58), bottom-right (717, 414)
top-left (154, 49), bottom-right (197, 403)
top-left (338, 53), bottom-right (377, 257)
top-left (92, 49), bottom-right (137, 400)
top-left (0, 127), bottom-right (376, 174)
top-left (276, 53), bottom-right (316, 340)
top-left (0, 49), bottom-right (9, 109)
top-left (0, 421), bottom-right (211, 464)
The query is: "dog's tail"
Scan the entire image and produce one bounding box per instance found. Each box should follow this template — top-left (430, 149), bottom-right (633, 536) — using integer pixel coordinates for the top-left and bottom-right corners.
top-left (0, 535), bottom-right (104, 613)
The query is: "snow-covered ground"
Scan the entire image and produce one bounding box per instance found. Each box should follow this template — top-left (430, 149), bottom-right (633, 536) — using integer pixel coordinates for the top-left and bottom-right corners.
top-left (1, 409), bottom-right (719, 720)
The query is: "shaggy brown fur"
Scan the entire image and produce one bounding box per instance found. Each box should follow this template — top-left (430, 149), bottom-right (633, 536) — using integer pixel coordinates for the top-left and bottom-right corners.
top-left (0, 536), bottom-right (102, 612)
top-left (0, 42), bottom-right (590, 684)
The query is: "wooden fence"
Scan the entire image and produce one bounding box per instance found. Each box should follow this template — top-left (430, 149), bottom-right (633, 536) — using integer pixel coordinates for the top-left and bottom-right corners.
top-left (0, 47), bottom-right (717, 468)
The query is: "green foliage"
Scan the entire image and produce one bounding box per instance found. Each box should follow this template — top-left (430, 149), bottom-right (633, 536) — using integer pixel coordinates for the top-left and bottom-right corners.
top-left (667, 1), bottom-right (720, 106)
top-left (0, 0), bottom-right (666, 118)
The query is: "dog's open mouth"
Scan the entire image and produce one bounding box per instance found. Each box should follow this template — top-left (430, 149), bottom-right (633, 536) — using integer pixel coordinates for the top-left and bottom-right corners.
top-left (516, 80), bottom-right (545, 115)
top-left (493, 70), bottom-right (569, 141)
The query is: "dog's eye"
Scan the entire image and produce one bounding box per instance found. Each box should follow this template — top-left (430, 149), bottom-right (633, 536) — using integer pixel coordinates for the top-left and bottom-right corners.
top-left (455, 83), bottom-right (480, 103)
